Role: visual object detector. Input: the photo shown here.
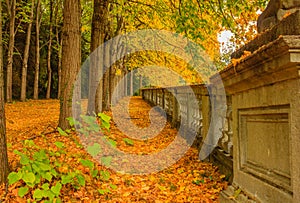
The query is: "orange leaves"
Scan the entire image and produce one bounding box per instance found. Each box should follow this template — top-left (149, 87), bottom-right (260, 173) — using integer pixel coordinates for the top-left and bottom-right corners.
top-left (1, 98), bottom-right (228, 202)
top-left (231, 50), bottom-right (252, 68)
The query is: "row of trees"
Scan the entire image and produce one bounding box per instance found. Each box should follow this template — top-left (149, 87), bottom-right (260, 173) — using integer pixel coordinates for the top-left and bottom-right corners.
top-left (0, 0), bottom-right (268, 103)
top-left (1, 0), bottom-right (268, 185)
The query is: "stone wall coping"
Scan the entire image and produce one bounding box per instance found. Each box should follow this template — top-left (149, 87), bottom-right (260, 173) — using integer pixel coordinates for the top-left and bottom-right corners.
top-left (211, 35), bottom-right (300, 94)
top-left (141, 84), bottom-right (209, 95)
top-left (231, 10), bottom-right (300, 59)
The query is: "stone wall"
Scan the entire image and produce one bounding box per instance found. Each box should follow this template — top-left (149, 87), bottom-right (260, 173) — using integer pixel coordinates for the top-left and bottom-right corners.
top-left (218, 11), bottom-right (300, 203)
top-left (141, 10), bottom-right (300, 203)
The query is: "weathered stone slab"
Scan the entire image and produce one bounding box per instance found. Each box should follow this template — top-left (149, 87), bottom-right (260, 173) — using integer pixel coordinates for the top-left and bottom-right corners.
top-left (217, 14), bottom-right (300, 202)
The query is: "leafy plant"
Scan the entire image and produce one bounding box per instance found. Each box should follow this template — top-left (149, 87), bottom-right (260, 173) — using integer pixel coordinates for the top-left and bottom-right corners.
top-left (8, 146), bottom-right (65, 202)
top-left (123, 138), bottom-right (134, 146)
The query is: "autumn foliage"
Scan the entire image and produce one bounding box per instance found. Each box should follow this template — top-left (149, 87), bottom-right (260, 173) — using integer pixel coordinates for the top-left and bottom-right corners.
top-left (0, 98), bottom-right (227, 202)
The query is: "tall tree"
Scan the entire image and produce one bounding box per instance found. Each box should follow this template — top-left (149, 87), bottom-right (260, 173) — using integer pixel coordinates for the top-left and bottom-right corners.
top-left (0, 0), bottom-right (9, 184)
top-left (55, 0), bottom-right (63, 99)
top-left (87, 0), bottom-right (109, 114)
top-left (58, 0), bottom-right (81, 130)
top-left (6, 0), bottom-right (16, 103)
top-left (20, 0), bottom-right (35, 102)
top-left (46, 0), bottom-right (54, 99)
top-left (33, 0), bottom-right (41, 100)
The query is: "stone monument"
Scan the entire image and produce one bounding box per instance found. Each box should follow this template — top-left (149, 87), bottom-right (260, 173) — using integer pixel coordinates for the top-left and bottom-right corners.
top-left (257, 0), bottom-right (300, 33)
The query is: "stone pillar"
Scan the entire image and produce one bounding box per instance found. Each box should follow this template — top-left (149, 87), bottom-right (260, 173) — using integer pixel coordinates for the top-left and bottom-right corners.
top-left (219, 12), bottom-right (300, 203)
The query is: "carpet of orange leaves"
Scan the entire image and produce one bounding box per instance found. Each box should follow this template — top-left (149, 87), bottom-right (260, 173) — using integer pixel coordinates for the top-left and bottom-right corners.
top-left (0, 97), bottom-right (227, 202)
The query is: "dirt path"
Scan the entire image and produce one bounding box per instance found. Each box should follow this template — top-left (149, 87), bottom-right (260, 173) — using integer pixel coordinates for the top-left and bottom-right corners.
top-left (1, 97), bottom-right (227, 202)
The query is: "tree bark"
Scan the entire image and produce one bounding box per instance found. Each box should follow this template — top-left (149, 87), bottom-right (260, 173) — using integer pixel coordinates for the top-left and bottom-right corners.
top-left (130, 70), bottom-right (133, 95)
top-left (58, 0), bottom-right (81, 130)
top-left (20, 0), bottom-right (35, 102)
top-left (46, 0), bottom-right (53, 99)
top-left (102, 42), bottom-right (111, 111)
top-left (0, 0), bottom-right (9, 184)
top-left (56, 2), bottom-right (62, 99)
top-left (6, 0), bottom-right (16, 103)
top-left (33, 0), bottom-right (41, 100)
top-left (57, 39), bottom-right (62, 99)
top-left (88, 0), bottom-right (109, 114)
top-left (139, 75), bottom-right (142, 95)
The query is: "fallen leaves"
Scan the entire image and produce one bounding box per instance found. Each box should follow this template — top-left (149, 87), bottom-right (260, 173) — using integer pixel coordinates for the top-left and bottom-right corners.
top-left (231, 50), bottom-right (252, 68)
top-left (0, 97), bottom-right (228, 202)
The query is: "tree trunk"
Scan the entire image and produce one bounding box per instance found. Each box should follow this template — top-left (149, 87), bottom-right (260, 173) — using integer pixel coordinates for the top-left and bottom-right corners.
top-left (57, 39), bottom-right (62, 99)
top-left (102, 42), bottom-right (111, 111)
top-left (124, 68), bottom-right (128, 97)
top-left (130, 70), bottom-right (133, 95)
top-left (58, 0), bottom-right (81, 130)
top-left (6, 0), bottom-right (16, 103)
top-left (88, 0), bottom-right (109, 114)
top-left (0, 0), bottom-right (9, 184)
top-left (139, 75), bottom-right (142, 95)
top-left (20, 0), bottom-right (34, 102)
top-left (46, 0), bottom-right (53, 99)
top-left (33, 0), bottom-right (41, 100)
top-left (56, 2), bottom-right (62, 99)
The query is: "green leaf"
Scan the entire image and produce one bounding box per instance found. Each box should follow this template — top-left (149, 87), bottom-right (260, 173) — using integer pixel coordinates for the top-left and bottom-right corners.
top-left (67, 117), bottom-right (80, 127)
top-left (51, 182), bottom-right (62, 196)
top-left (76, 174), bottom-right (85, 186)
top-left (51, 168), bottom-right (58, 177)
top-left (8, 172), bottom-right (22, 185)
top-left (234, 188), bottom-right (242, 198)
top-left (105, 137), bottom-right (116, 147)
top-left (98, 189), bottom-right (111, 195)
top-left (123, 138), bottom-right (134, 146)
top-left (13, 150), bottom-right (23, 156)
top-left (20, 154), bottom-right (30, 165)
top-left (41, 183), bottom-right (50, 190)
top-left (101, 156), bottom-right (112, 167)
top-left (18, 186), bottom-right (29, 197)
top-left (22, 172), bottom-right (36, 184)
top-left (24, 140), bottom-right (37, 148)
top-left (42, 172), bottom-right (53, 182)
top-left (81, 115), bottom-right (100, 132)
top-left (57, 127), bottom-right (68, 137)
top-left (91, 170), bottom-right (98, 178)
top-left (36, 162), bottom-right (51, 171)
top-left (87, 143), bottom-right (101, 157)
top-left (44, 190), bottom-right (55, 200)
top-left (61, 175), bottom-right (73, 184)
top-left (55, 142), bottom-right (64, 149)
top-left (33, 150), bottom-right (48, 161)
top-left (80, 159), bottom-right (94, 170)
top-left (100, 170), bottom-right (110, 181)
top-left (101, 122), bottom-right (110, 130)
top-left (110, 184), bottom-right (117, 190)
top-left (98, 113), bottom-right (111, 130)
top-left (98, 113), bottom-right (111, 123)
top-left (33, 189), bottom-right (44, 199)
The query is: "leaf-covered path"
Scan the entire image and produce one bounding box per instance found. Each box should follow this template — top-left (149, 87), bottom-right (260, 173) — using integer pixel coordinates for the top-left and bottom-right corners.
top-left (1, 97), bottom-right (227, 202)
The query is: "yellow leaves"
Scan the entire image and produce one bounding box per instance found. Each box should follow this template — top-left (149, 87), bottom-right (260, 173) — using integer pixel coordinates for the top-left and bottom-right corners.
top-left (157, 185), bottom-right (167, 191)
top-left (177, 168), bottom-right (185, 174)
top-left (123, 191), bottom-right (131, 197)
top-left (81, 25), bottom-right (90, 33)
top-left (219, 174), bottom-right (226, 179)
top-left (229, 188), bottom-right (242, 200)
top-left (115, 68), bottom-right (122, 76)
